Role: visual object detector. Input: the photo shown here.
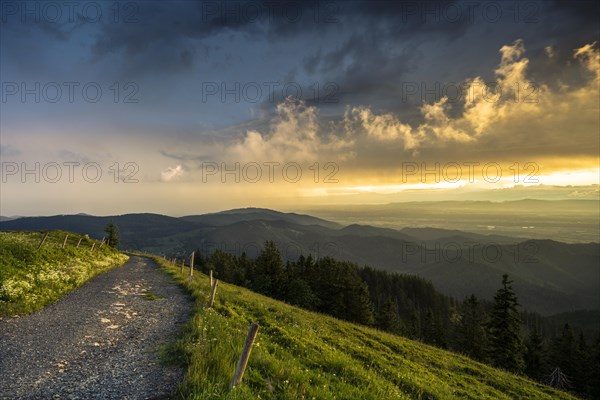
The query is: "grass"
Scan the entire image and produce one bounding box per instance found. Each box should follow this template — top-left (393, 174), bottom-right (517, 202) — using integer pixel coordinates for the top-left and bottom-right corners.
top-left (142, 289), bottom-right (165, 301)
top-left (151, 257), bottom-right (577, 400)
top-left (0, 230), bottom-right (128, 317)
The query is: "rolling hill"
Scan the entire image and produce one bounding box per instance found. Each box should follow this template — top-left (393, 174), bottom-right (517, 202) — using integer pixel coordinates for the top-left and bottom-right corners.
top-left (2, 208), bottom-right (598, 315)
top-left (182, 207), bottom-right (340, 229)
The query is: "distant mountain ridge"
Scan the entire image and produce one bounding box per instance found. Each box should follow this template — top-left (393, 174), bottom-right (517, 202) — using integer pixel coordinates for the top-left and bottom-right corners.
top-left (0, 216), bottom-right (21, 222)
top-left (2, 208), bottom-right (598, 315)
top-left (182, 207), bottom-right (339, 228)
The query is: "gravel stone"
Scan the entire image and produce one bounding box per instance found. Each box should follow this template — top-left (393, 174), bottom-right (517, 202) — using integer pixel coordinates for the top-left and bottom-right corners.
top-left (0, 256), bottom-right (193, 399)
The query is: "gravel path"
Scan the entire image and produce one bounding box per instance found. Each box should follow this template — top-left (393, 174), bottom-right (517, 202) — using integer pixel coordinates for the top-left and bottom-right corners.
top-left (0, 256), bottom-right (193, 399)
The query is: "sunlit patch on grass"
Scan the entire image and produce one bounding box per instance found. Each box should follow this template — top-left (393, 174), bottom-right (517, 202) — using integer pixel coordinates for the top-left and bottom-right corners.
top-left (0, 231), bottom-right (128, 316)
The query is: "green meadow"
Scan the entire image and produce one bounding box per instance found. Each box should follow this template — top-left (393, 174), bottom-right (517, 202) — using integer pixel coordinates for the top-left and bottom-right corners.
top-left (0, 230), bottom-right (128, 316)
top-left (153, 257), bottom-right (576, 400)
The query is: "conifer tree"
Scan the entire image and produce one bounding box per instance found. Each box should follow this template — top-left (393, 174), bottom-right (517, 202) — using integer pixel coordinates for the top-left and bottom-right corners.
top-left (377, 297), bottom-right (402, 334)
top-left (207, 250), bottom-right (235, 282)
top-left (422, 308), bottom-right (446, 347)
top-left (457, 294), bottom-right (488, 361)
top-left (286, 278), bottom-right (319, 310)
top-left (340, 262), bottom-right (375, 325)
top-left (548, 324), bottom-right (577, 381)
top-left (408, 308), bottom-right (420, 339)
top-left (423, 308), bottom-right (437, 344)
top-left (524, 328), bottom-right (545, 381)
top-left (486, 274), bottom-right (524, 372)
top-left (193, 248), bottom-right (204, 271)
top-left (253, 241), bottom-right (285, 297)
top-left (103, 221), bottom-right (119, 248)
top-left (573, 331), bottom-right (590, 395)
top-left (590, 335), bottom-right (600, 398)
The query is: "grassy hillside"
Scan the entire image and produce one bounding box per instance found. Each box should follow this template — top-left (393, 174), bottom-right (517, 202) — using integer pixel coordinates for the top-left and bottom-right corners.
top-left (0, 230), bottom-right (128, 316)
top-left (153, 258), bottom-right (576, 400)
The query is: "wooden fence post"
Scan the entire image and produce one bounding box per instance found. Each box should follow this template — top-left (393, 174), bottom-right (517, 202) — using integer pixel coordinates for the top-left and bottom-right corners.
top-left (230, 322), bottom-right (260, 390)
top-left (180, 258), bottom-right (184, 274)
top-left (189, 252), bottom-right (194, 282)
top-left (209, 280), bottom-right (219, 308)
top-left (62, 233), bottom-right (69, 249)
top-left (76, 237), bottom-right (83, 248)
top-left (209, 270), bottom-right (213, 287)
top-left (37, 232), bottom-right (49, 250)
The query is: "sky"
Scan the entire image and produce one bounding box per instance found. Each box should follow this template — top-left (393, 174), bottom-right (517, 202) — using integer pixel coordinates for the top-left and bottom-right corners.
top-left (0, 0), bottom-right (599, 216)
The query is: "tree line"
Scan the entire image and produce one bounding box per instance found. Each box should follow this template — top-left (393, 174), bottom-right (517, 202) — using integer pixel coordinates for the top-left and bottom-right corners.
top-left (193, 241), bottom-right (600, 398)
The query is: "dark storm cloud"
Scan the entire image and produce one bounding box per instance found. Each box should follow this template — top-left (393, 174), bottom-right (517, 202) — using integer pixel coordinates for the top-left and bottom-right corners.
top-left (503, 0), bottom-right (600, 89)
top-left (2, 0), bottom-right (598, 129)
top-left (551, 0), bottom-right (600, 25)
top-left (247, 1), bottom-right (474, 114)
top-left (87, 1), bottom-right (329, 68)
top-left (82, 0), bottom-right (478, 75)
top-left (3, 0), bottom-right (597, 77)
top-left (299, 29), bottom-right (424, 109)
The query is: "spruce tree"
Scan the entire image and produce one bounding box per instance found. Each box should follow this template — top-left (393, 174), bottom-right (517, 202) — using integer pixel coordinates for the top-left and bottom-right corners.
top-left (486, 274), bottom-right (524, 372)
top-left (207, 250), bottom-right (235, 282)
top-left (408, 308), bottom-right (420, 339)
top-left (457, 294), bottom-right (488, 362)
top-left (286, 278), bottom-right (319, 310)
top-left (549, 324), bottom-right (577, 378)
top-left (573, 331), bottom-right (590, 395)
top-left (238, 252), bottom-right (254, 287)
top-left (253, 241), bottom-right (285, 297)
top-left (341, 262), bottom-right (375, 326)
top-left (590, 335), bottom-right (600, 399)
top-left (422, 308), bottom-right (437, 344)
top-left (524, 328), bottom-right (545, 381)
top-left (377, 297), bottom-right (402, 334)
top-left (422, 308), bottom-right (445, 347)
top-left (103, 221), bottom-right (119, 248)
top-left (193, 248), bottom-right (204, 271)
